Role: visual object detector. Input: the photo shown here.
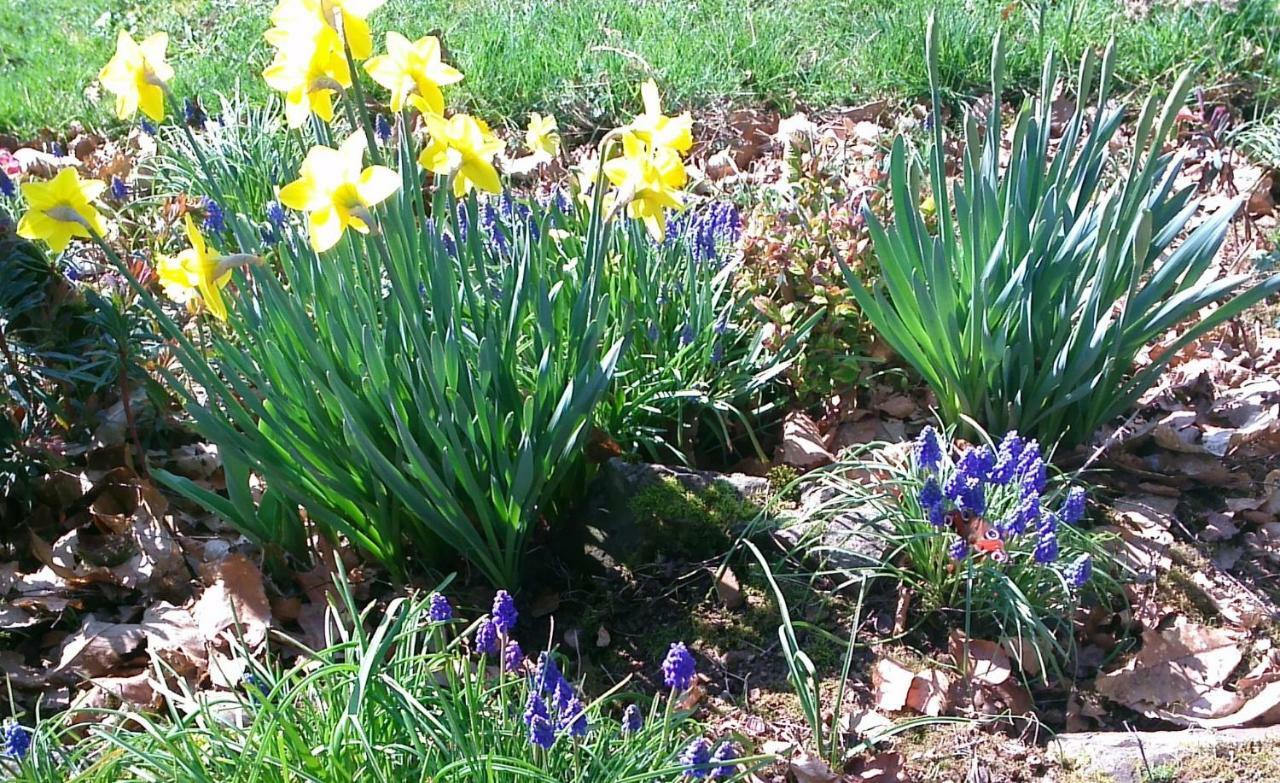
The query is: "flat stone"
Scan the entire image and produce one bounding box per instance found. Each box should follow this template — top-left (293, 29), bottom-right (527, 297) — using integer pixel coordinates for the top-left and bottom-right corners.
top-left (1051, 727), bottom-right (1280, 783)
top-left (772, 483), bottom-right (892, 570)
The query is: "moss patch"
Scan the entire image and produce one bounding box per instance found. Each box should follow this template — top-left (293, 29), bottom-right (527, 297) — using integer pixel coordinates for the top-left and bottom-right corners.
top-left (627, 476), bottom-right (761, 563)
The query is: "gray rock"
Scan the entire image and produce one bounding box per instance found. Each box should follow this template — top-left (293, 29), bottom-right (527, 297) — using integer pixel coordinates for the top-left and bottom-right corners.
top-left (580, 459), bottom-right (770, 570)
top-left (767, 479), bottom-right (893, 572)
top-left (1051, 727), bottom-right (1280, 783)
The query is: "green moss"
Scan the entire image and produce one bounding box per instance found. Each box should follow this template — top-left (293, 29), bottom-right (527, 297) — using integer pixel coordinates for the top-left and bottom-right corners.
top-left (1170, 742), bottom-right (1280, 782)
top-left (627, 476), bottom-right (760, 562)
top-left (766, 464), bottom-right (801, 503)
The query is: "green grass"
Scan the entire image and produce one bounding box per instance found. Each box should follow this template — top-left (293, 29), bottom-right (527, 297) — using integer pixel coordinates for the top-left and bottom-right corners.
top-left (1, 0), bottom-right (1278, 137)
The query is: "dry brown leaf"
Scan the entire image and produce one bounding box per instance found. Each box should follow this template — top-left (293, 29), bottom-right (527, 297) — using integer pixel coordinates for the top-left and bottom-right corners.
top-left (53, 617), bottom-right (147, 678)
top-left (906, 668), bottom-right (952, 716)
top-left (714, 565), bottom-right (744, 609)
top-left (84, 670), bottom-right (161, 711)
top-left (1096, 618), bottom-right (1247, 722)
top-left (849, 751), bottom-right (908, 782)
top-left (141, 602), bottom-right (207, 679)
top-left (949, 630), bottom-right (1012, 686)
top-left (789, 752), bottom-right (838, 783)
top-left (776, 411), bottom-right (835, 470)
top-left (843, 709), bottom-right (894, 739)
top-left (194, 554), bottom-right (271, 649)
top-left (872, 658), bottom-right (915, 712)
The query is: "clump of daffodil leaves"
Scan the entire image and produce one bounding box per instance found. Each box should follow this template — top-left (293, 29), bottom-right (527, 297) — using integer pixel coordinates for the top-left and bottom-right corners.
top-left (11, 0), bottom-right (701, 587)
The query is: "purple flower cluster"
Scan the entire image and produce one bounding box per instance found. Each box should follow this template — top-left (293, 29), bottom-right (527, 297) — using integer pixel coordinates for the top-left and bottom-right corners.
top-left (621, 703), bottom-right (644, 734)
top-left (523, 651), bottom-right (591, 748)
top-left (504, 639), bottom-right (524, 673)
top-left (203, 197), bottom-right (225, 233)
top-left (664, 202), bottom-right (742, 264)
top-left (475, 617), bottom-right (500, 655)
top-left (1, 719), bottom-right (30, 760)
top-left (428, 592), bottom-right (453, 623)
top-left (492, 590), bottom-right (518, 635)
top-left (1064, 554), bottom-right (1093, 589)
top-left (184, 97), bottom-right (206, 130)
top-left (110, 175), bottom-right (129, 201)
top-left (679, 737), bottom-right (739, 779)
top-left (0, 171), bottom-right (14, 198)
top-left (662, 642), bottom-right (697, 691)
top-left (914, 429), bottom-right (1092, 582)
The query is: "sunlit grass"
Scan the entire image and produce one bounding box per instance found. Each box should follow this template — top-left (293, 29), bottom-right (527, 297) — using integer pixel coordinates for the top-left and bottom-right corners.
top-left (1, 0), bottom-right (1278, 136)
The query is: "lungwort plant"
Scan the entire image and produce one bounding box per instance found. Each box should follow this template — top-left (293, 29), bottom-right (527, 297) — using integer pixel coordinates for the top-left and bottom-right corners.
top-left (847, 18), bottom-right (1280, 447)
top-left (14, 7), bottom-right (720, 587)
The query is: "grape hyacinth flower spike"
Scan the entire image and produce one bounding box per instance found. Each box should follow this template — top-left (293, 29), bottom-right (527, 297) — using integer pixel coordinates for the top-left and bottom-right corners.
top-left (711, 742), bottom-right (739, 778)
top-left (475, 617), bottom-right (500, 656)
top-left (621, 703), bottom-right (644, 734)
top-left (914, 425), bottom-right (943, 471)
top-left (503, 639), bottom-right (523, 673)
top-left (662, 641), bottom-right (697, 691)
top-left (1065, 554), bottom-right (1093, 588)
top-left (427, 592), bottom-right (452, 623)
top-left (492, 590), bottom-right (518, 635)
top-left (1, 719), bottom-right (30, 760)
top-left (681, 738), bottom-right (713, 779)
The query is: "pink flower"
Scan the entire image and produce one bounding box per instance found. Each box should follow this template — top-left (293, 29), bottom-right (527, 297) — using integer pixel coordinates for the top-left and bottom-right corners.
top-left (0, 149), bottom-right (20, 177)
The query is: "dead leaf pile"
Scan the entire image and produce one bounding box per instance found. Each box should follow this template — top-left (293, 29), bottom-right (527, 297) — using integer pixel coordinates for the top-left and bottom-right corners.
top-left (1096, 617), bottom-right (1280, 728)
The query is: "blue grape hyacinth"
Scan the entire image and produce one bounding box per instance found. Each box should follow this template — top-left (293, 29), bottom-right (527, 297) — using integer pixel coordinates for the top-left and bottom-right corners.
top-left (492, 590), bottom-right (518, 635)
top-left (1, 719), bottom-right (30, 760)
top-left (528, 714), bottom-right (555, 749)
top-left (503, 639), bottom-right (524, 673)
top-left (711, 742), bottom-right (738, 778)
top-left (1065, 554), bottom-right (1093, 588)
top-left (427, 592), bottom-right (452, 623)
top-left (203, 198), bottom-right (225, 233)
top-left (1033, 532), bottom-right (1059, 564)
top-left (662, 642), bottom-right (697, 691)
top-left (680, 738), bottom-right (713, 779)
top-left (621, 703), bottom-right (644, 735)
top-left (475, 617), bottom-right (500, 656)
top-left (914, 425), bottom-right (943, 471)
top-left (1062, 486), bottom-right (1087, 524)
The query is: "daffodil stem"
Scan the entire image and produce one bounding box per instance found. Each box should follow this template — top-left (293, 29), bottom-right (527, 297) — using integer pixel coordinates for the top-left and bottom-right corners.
top-left (339, 40), bottom-right (384, 168)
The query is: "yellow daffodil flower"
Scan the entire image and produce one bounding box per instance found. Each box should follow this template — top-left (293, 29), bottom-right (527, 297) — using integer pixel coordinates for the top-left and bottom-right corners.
top-left (155, 215), bottom-right (235, 321)
top-left (278, 132), bottom-right (400, 252)
top-left (263, 12), bottom-right (352, 128)
top-left (16, 168), bottom-right (108, 253)
top-left (525, 113), bottom-right (560, 159)
top-left (268, 0), bottom-right (384, 61)
top-left (365, 32), bottom-right (462, 114)
top-left (97, 30), bottom-right (175, 123)
top-left (627, 80), bottom-right (692, 157)
top-left (603, 135), bottom-right (687, 241)
top-left (414, 108), bottom-right (505, 197)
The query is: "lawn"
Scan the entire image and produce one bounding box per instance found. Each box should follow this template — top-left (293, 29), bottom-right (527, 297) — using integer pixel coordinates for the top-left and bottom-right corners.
top-left (1, 0), bottom-right (1277, 136)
